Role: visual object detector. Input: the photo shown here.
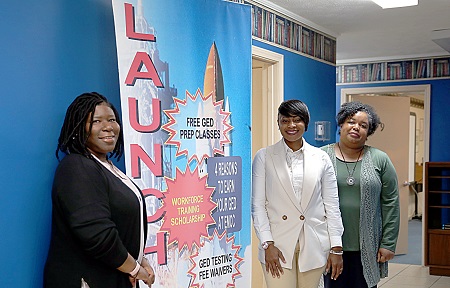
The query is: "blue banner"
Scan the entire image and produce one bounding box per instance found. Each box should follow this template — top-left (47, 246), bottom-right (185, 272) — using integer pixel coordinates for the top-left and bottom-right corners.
top-left (112, 0), bottom-right (252, 287)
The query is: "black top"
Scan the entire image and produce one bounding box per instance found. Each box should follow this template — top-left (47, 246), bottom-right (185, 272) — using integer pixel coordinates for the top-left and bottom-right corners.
top-left (44, 154), bottom-right (147, 288)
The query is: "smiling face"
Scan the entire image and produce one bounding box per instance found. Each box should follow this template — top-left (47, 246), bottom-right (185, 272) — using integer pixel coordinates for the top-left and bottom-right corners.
top-left (340, 111), bottom-right (369, 148)
top-left (278, 114), bottom-right (305, 151)
top-left (85, 103), bottom-right (120, 161)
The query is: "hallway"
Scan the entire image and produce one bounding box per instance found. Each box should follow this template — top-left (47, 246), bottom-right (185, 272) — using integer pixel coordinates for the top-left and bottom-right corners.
top-left (379, 219), bottom-right (450, 287)
top-left (380, 263), bottom-right (450, 288)
top-left (371, 219), bottom-right (450, 287)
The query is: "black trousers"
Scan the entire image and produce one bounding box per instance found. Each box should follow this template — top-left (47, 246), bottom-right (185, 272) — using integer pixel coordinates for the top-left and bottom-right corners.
top-left (324, 251), bottom-right (377, 288)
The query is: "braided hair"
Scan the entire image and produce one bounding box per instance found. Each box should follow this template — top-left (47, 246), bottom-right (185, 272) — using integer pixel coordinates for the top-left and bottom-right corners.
top-left (56, 92), bottom-right (124, 161)
top-left (336, 101), bottom-right (382, 136)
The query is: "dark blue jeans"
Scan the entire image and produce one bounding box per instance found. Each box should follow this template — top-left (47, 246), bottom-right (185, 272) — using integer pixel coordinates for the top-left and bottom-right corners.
top-left (324, 251), bottom-right (377, 288)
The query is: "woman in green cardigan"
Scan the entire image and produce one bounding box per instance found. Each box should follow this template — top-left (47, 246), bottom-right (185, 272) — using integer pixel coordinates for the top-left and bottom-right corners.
top-left (322, 101), bottom-right (400, 288)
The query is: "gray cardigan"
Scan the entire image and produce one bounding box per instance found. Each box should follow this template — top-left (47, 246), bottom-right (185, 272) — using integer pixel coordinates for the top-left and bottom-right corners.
top-left (322, 144), bottom-right (400, 287)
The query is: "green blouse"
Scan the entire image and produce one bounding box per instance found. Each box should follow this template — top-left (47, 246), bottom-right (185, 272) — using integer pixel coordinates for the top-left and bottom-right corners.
top-left (322, 144), bottom-right (400, 287)
top-left (336, 158), bottom-right (362, 251)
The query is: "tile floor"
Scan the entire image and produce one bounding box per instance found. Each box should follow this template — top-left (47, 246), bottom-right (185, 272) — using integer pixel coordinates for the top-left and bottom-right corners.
top-left (379, 263), bottom-right (450, 288)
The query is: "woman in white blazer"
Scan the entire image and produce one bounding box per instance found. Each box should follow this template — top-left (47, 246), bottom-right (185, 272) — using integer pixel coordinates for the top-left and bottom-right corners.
top-left (252, 100), bottom-right (344, 288)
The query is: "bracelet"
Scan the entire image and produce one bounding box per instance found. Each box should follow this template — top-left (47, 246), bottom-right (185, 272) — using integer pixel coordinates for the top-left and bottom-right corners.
top-left (329, 250), bottom-right (344, 255)
top-left (129, 261), bottom-right (141, 278)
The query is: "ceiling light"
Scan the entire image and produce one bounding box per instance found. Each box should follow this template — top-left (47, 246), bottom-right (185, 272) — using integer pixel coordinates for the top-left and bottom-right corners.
top-left (372, 0), bottom-right (418, 9)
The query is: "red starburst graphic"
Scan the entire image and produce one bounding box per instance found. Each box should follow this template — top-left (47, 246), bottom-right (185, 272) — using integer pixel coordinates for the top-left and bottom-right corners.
top-left (162, 88), bottom-right (233, 165)
top-left (187, 229), bottom-right (244, 288)
top-left (160, 166), bottom-right (217, 251)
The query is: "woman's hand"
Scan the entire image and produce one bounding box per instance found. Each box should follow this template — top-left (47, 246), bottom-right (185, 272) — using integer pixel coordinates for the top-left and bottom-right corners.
top-left (141, 257), bottom-right (156, 287)
top-left (120, 254), bottom-right (155, 287)
top-left (128, 258), bottom-right (155, 288)
top-left (377, 248), bottom-right (395, 263)
top-left (129, 275), bottom-right (137, 288)
top-left (264, 244), bottom-right (286, 278)
top-left (326, 253), bottom-right (343, 280)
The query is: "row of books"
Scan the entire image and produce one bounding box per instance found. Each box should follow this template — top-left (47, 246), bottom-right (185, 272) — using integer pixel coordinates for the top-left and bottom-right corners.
top-left (337, 57), bottom-right (450, 83)
top-left (435, 59), bottom-right (450, 77)
top-left (338, 63), bottom-right (383, 83)
top-left (247, 1), bottom-right (336, 64)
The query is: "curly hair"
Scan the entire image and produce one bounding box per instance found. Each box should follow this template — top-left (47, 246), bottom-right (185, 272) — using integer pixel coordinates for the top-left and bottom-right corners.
top-left (56, 92), bottom-right (124, 161)
top-left (336, 101), bottom-right (381, 136)
top-left (278, 99), bottom-right (310, 131)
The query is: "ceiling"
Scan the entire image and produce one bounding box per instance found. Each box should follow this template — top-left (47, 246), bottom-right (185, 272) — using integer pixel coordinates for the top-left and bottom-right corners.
top-left (255, 0), bottom-right (450, 64)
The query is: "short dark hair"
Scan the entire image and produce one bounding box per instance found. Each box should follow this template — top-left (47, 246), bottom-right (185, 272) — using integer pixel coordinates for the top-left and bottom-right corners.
top-left (336, 101), bottom-right (381, 136)
top-left (278, 99), bottom-right (310, 131)
top-left (56, 92), bottom-right (124, 160)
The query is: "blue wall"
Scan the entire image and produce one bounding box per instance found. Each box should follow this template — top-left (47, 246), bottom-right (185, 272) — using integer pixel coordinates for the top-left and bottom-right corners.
top-left (252, 40), bottom-right (337, 146)
top-left (336, 79), bottom-right (450, 161)
top-left (5, 0), bottom-right (441, 286)
top-left (0, 1), bottom-right (122, 286)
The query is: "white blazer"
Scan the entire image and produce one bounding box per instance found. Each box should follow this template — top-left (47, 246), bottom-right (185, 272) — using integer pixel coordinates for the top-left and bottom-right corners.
top-left (252, 139), bottom-right (343, 272)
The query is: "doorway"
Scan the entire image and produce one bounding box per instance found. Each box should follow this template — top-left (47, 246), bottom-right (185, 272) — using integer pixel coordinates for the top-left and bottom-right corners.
top-left (341, 84), bottom-right (430, 265)
top-left (251, 46), bottom-right (284, 288)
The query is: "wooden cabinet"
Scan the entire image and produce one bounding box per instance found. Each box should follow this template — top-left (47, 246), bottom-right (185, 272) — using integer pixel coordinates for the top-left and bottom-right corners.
top-left (424, 162), bottom-right (450, 276)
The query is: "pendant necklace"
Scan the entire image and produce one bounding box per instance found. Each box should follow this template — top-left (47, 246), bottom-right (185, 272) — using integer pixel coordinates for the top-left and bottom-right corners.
top-left (337, 143), bottom-right (363, 186)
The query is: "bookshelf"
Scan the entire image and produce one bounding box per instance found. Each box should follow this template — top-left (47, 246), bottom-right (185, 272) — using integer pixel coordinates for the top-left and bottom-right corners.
top-left (245, 0), bottom-right (336, 64)
top-left (337, 57), bottom-right (450, 83)
top-left (424, 162), bottom-right (450, 276)
top-left (434, 57), bottom-right (450, 77)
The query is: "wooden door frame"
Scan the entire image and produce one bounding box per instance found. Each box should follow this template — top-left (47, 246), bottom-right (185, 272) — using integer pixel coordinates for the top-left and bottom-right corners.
top-left (251, 46), bottom-right (284, 288)
top-left (252, 46), bottom-right (284, 147)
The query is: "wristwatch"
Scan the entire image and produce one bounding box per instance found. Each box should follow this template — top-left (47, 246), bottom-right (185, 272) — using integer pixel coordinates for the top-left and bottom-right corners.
top-left (261, 241), bottom-right (274, 250)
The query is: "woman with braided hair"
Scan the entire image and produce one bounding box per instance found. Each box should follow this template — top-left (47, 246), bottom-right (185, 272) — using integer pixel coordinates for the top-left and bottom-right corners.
top-left (44, 92), bottom-right (155, 288)
top-left (321, 101), bottom-right (400, 288)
